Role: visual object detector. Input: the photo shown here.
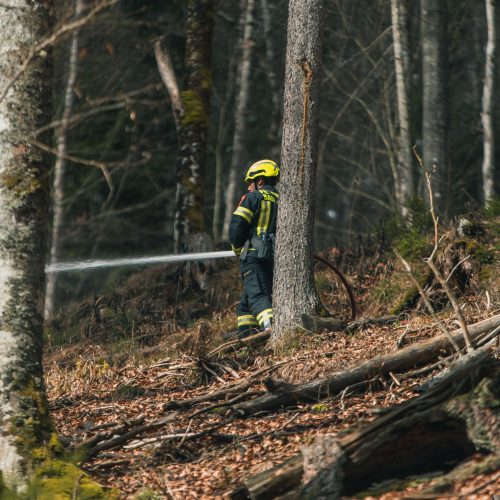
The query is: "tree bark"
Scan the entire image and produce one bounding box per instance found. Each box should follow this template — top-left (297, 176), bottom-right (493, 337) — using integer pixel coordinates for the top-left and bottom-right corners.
top-left (233, 314), bottom-right (500, 416)
top-left (233, 351), bottom-right (500, 499)
top-left (0, 1), bottom-right (52, 491)
top-left (272, 0), bottom-right (326, 346)
top-left (390, 0), bottom-right (413, 215)
top-left (45, 0), bottom-right (85, 320)
top-left (259, 0), bottom-right (282, 159)
top-left (421, 0), bottom-right (448, 215)
top-left (173, 0), bottom-right (214, 253)
top-left (481, 0), bottom-right (496, 204)
top-left (222, 0), bottom-right (258, 242)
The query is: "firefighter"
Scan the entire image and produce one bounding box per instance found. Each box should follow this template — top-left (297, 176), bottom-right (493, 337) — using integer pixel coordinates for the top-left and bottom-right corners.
top-left (229, 159), bottom-right (280, 338)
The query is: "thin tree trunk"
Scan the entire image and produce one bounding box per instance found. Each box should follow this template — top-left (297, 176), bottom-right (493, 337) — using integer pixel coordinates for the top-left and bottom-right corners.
top-left (0, 1), bottom-right (52, 491)
top-left (481, 0), bottom-right (496, 204)
top-left (221, 0), bottom-right (257, 242)
top-left (272, 0), bottom-right (326, 346)
top-left (391, 0), bottom-right (413, 215)
top-left (213, 7), bottom-right (242, 243)
top-left (259, 0), bottom-right (282, 159)
top-left (44, 0), bottom-right (85, 320)
top-left (173, 0), bottom-right (215, 253)
top-left (421, 0), bottom-right (448, 215)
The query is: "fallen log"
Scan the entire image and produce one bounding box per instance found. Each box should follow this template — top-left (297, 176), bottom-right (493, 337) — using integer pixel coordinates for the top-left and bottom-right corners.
top-left (231, 314), bottom-right (500, 416)
top-left (232, 350), bottom-right (500, 499)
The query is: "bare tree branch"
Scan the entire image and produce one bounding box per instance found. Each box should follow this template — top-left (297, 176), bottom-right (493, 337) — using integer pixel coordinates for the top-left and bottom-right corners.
top-left (0, 0), bottom-right (118, 105)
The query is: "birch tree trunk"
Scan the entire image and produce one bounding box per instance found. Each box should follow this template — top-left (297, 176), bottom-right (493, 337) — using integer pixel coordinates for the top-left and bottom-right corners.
top-left (391, 0), bottom-right (413, 216)
top-left (0, 1), bottom-right (52, 491)
top-left (272, 0), bottom-right (326, 347)
top-left (221, 0), bottom-right (257, 242)
top-left (44, 0), bottom-right (85, 320)
top-left (173, 0), bottom-right (214, 253)
top-left (481, 0), bottom-right (496, 204)
top-left (421, 0), bottom-right (448, 215)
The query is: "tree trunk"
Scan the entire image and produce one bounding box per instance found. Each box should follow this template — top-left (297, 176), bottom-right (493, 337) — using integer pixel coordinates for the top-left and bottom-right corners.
top-left (0, 1), bottom-right (52, 491)
top-left (259, 0), bottom-right (282, 159)
top-left (233, 351), bottom-right (500, 499)
top-left (390, 0), bottom-right (413, 216)
top-left (173, 0), bottom-right (214, 253)
top-left (421, 0), bottom-right (448, 215)
top-left (481, 0), bottom-right (496, 204)
top-left (272, 0), bottom-right (326, 346)
top-left (44, 0), bottom-right (85, 320)
top-left (234, 314), bottom-right (500, 416)
top-left (222, 0), bottom-right (257, 242)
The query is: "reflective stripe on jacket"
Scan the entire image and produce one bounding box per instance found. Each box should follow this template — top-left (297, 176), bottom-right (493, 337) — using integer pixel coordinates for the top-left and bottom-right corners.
top-left (229, 185), bottom-right (279, 255)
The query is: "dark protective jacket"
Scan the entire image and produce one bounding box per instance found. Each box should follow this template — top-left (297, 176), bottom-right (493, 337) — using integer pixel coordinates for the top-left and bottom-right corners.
top-left (228, 184), bottom-right (279, 256)
top-left (229, 184), bottom-right (279, 335)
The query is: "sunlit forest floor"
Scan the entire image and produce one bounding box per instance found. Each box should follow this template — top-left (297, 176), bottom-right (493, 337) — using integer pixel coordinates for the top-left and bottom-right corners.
top-left (44, 215), bottom-right (500, 499)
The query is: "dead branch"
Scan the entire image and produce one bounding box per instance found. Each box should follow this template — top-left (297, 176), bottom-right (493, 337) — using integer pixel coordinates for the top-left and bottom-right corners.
top-left (208, 330), bottom-right (271, 357)
top-left (164, 361), bottom-right (288, 411)
top-left (415, 148), bottom-right (474, 352)
top-left (0, 0), bottom-right (119, 105)
top-left (396, 251), bottom-right (462, 355)
top-left (427, 259), bottom-right (475, 351)
top-left (122, 422), bottom-right (229, 450)
top-left (80, 414), bottom-right (178, 459)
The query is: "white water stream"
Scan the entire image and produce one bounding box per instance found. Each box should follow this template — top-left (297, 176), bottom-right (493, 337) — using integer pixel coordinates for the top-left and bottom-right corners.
top-left (45, 250), bottom-right (235, 274)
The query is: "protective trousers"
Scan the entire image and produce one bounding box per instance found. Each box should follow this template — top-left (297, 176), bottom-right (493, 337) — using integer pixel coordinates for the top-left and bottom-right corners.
top-left (236, 254), bottom-right (273, 337)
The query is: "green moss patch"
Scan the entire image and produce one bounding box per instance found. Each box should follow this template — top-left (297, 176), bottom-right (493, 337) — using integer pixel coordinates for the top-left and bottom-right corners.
top-left (29, 459), bottom-right (118, 499)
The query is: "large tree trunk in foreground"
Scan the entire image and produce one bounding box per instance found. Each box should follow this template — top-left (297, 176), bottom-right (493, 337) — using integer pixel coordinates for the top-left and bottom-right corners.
top-left (272, 0), bottom-right (326, 346)
top-left (233, 351), bottom-right (500, 499)
top-left (173, 0), bottom-right (214, 253)
top-left (0, 4), bottom-right (111, 497)
top-left (233, 314), bottom-right (500, 416)
top-left (0, 1), bottom-right (53, 491)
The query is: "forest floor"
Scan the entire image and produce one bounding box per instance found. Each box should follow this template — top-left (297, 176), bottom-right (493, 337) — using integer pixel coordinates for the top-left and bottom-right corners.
top-left (44, 219), bottom-right (500, 499)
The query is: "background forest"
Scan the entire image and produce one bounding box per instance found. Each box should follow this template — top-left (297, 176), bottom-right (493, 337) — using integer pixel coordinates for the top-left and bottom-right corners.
top-left (49, 0), bottom-right (498, 305)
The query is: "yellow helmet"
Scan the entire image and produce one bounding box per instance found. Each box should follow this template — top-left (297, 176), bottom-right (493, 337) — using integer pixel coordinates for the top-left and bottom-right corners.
top-left (244, 159), bottom-right (280, 183)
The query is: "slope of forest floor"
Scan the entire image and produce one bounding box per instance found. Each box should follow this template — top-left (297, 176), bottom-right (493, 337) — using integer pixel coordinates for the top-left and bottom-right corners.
top-left (44, 214), bottom-right (500, 499)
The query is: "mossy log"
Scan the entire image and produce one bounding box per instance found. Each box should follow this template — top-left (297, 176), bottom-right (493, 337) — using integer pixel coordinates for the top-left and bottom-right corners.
top-left (231, 315), bottom-right (500, 416)
top-left (232, 351), bottom-right (500, 499)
